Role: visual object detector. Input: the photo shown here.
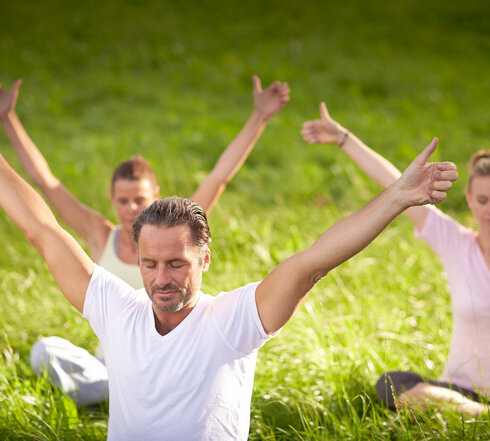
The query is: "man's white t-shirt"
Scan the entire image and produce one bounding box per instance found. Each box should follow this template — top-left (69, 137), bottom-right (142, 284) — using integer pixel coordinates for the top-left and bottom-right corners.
top-left (83, 265), bottom-right (275, 441)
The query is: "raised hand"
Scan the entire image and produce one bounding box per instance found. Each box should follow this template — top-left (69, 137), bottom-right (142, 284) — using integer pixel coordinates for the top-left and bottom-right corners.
top-left (398, 138), bottom-right (458, 206)
top-left (0, 79), bottom-right (22, 120)
top-left (301, 102), bottom-right (347, 145)
top-left (252, 75), bottom-right (290, 121)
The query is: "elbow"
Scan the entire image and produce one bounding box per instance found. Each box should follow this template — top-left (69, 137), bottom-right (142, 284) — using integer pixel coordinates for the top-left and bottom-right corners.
top-left (209, 171), bottom-right (231, 188)
top-left (293, 252), bottom-right (329, 291)
top-left (309, 269), bottom-right (328, 287)
top-left (24, 228), bottom-right (44, 254)
top-left (202, 173), bottom-right (229, 198)
top-left (37, 177), bottom-right (60, 193)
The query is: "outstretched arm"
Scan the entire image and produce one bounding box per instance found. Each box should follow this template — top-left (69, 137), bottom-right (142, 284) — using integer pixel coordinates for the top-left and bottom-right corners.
top-left (255, 139), bottom-right (458, 334)
top-left (191, 75), bottom-right (290, 213)
top-left (0, 80), bottom-right (111, 259)
top-left (0, 154), bottom-right (94, 312)
top-left (301, 102), bottom-right (429, 230)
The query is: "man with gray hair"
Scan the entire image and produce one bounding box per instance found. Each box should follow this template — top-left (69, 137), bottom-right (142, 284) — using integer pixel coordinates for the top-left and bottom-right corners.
top-left (0, 137), bottom-right (457, 440)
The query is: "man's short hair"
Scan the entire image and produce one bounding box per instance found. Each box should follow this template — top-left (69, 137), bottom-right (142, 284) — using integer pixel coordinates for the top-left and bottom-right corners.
top-left (132, 197), bottom-right (211, 259)
top-left (111, 155), bottom-right (157, 190)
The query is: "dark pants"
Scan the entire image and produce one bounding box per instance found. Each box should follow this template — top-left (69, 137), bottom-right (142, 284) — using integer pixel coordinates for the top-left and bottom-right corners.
top-left (375, 371), bottom-right (482, 410)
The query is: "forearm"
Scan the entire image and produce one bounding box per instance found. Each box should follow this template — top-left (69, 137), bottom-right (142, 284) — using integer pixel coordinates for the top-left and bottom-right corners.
top-left (191, 109), bottom-right (268, 213)
top-left (306, 182), bottom-right (407, 281)
top-left (341, 131), bottom-right (402, 188)
top-left (256, 182), bottom-right (408, 334)
top-left (0, 154), bottom-right (92, 311)
top-left (0, 154), bottom-right (59, 243)
top-left (2, 111), bottom-right (59, 189)
top-left (256, 138), bottom-right (456, 334)
top-left (214, 109), bottom-right (268, 178)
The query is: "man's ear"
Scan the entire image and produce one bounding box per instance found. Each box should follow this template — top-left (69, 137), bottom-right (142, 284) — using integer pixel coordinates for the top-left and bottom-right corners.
top-left (202, 249), bottom-right (211, 273)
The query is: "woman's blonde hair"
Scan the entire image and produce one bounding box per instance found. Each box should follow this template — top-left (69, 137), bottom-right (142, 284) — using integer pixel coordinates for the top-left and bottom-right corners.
top-left (467, 150), bottom-right (490, 193)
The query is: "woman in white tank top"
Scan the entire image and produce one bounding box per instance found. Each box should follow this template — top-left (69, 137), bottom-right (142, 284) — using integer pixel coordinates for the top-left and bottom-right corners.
top-left (1, 76), bottom-right (290, 288)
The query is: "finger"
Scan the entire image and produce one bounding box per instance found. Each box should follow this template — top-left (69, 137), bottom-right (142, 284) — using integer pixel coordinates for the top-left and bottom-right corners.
top-left (302, 130), bottom-right (319, 143)
top-left (432, 180), bottom-right (453, 191)
top-left (430, 190), bottom-right (447, 203)
top-left (12, 79), bottom-right (22, 95)
top-left (252, 75), bottom-right (262, 93)
top-left (436, 161), bottom-right (457, 171)
top-left (301, 121), bottom-right (316, 131)
top-left (415, 137), bottom-right (439, 165)
top-left (319, 102), bottom-right (331, 120)
top-left (302, 134), bottom-right (317, 144)
top-left (300, 127), bottom-right (312, 138)
top-left (438, 169), bottom-right (458, 182)
top-left (300, 127), bottom-right (314, 138)
top-left (269, 81), bottom-right (281, 92)
top-left (301, 131), bottom-right (315, 141)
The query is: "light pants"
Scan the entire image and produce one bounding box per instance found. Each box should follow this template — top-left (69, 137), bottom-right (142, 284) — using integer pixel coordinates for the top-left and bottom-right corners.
top-left (30, 336), bottom-right (108, 407)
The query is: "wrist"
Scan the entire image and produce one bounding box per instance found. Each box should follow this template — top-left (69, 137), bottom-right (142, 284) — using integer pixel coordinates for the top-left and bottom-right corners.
top-left (387, 179), bottom-right (412, 211)
top-left (251, 108), bottom-right (271, 123)
top-left (1, 109), bottom-right (16, 124)
top-left (336, 129), bottom-right (349, 147)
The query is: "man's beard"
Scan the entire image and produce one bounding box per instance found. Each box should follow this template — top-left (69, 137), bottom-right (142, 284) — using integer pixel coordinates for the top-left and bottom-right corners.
top-left (149, 283), bottom-right (192, 313)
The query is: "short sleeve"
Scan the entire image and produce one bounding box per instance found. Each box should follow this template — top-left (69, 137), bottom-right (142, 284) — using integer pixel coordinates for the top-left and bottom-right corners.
top-left (414, 206), bottom-right (471, 262)
top-left (82, 264), bottom-right (139, 343)
top-left (211, 282), bottom-right (278, 355)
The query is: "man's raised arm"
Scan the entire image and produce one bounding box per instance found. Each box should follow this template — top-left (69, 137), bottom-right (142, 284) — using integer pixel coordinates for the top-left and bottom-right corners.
top-left (0, 154), bottom-right (94, 313)
top-left (255, 138), bottom-right (458, 334)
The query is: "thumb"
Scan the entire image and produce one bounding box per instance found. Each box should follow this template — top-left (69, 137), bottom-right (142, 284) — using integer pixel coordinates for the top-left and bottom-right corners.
top-left (252, 75), bottom-right (262, 93)
top-left (319, 102), bottom-right (330, 120)
top-left (414, 137), bottom-right (439, 165)
top-left (13, 79), bottom-right (23, 94)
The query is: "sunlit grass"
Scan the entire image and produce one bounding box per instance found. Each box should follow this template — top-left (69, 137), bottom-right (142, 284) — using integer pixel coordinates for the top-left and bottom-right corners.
top-left (0, 0), bottom-right (489, 438)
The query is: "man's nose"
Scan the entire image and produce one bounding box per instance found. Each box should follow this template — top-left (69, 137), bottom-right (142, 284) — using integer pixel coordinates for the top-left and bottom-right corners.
top-left (155, 265), bottom-right (171, 286)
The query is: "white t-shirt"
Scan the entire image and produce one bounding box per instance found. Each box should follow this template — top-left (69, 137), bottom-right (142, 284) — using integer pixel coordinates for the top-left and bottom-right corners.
top-left (415, 207), bottom-right (490, 391)
top-left (83, 265), bottom-right (275, 441)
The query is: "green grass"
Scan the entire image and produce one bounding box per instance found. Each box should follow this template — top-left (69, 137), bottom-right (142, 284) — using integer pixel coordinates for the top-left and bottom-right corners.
top-left (0, 0), bottom-right (489, 438)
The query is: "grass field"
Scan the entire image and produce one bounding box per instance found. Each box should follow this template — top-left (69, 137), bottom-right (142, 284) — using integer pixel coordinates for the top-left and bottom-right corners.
top-left (0, 0), bottom-right (489, 439)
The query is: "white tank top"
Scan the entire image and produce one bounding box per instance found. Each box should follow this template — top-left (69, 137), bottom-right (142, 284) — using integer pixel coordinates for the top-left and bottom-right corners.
top-left (98, 227), bottom-right (144, 289)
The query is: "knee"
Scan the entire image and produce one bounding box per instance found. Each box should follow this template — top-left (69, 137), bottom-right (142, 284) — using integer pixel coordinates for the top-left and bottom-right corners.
top-left (30, 336), bottom-right (67, 373)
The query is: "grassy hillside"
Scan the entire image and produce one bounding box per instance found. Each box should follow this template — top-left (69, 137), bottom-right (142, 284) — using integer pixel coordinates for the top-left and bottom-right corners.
top-left (0, 0), bottom-right (488, 438)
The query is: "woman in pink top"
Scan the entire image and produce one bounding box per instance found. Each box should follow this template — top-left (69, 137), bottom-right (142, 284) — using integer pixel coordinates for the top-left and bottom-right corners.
top-left (302, 102), bottom-right (490, 416)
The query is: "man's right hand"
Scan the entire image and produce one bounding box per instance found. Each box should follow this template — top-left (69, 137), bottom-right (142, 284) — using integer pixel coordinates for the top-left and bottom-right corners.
top-left (395, 137), bottom-right (458, 207)
top-left (0, 79), bottom-right (22, 120)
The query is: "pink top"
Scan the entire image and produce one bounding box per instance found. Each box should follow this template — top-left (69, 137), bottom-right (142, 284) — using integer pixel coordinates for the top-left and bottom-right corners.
top-left (415, 207), bottom-right (490, 392)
